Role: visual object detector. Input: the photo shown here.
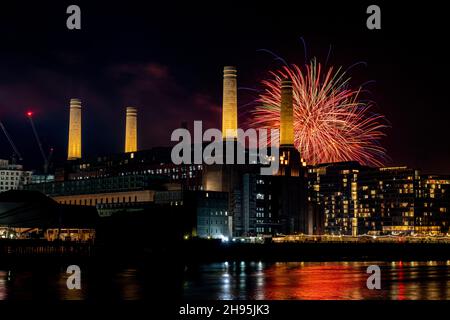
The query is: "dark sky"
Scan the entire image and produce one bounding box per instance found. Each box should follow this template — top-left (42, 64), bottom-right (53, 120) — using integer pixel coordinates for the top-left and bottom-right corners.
top-left (0, 1), bottom-right (448, 174)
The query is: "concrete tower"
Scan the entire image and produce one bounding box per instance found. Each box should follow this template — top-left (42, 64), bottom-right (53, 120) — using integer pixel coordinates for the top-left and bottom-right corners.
top-left (222, 66), bottom-right (238, 140)
top-left (67, 98), bottom-right (82, 160)
top-left (280, 79), bottom-right (294, 146)
top-left (276, 79), bottom-right (307, 236)
top-left (278, 79), bottom-right (300, 177)
top-left (125, 107), bottom-right (137, 153)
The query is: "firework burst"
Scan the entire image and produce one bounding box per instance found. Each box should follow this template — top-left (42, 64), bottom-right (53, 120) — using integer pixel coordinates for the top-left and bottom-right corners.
top-left (249, 59), bottom-right (388, 166)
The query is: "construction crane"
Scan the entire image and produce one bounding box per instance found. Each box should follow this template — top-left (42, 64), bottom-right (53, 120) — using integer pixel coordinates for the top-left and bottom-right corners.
top-left (26, 111), bottom-right (53, 174)
top-left (0, 120), bottom-right (23, 163)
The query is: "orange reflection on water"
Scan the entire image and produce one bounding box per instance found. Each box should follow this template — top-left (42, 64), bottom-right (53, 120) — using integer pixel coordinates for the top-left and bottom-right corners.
top-left (0, 271), bottom-right (8, 300)
top-left (262, 262), bottom-right (379, 300)
top-left (396, 262), bottom-right (405, 300)
top-left (183, 261), bottom-right (450, 300)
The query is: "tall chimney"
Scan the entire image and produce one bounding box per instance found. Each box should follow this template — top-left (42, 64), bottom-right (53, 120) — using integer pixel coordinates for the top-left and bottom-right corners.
top-left (67, 98), bottom-right (82, 160)
top-left (222, 66), bottom-right (238, 140)
top-left (125, 106), bottom-right (137, 153)
top-left (280, 79), bottom-right (294, 146)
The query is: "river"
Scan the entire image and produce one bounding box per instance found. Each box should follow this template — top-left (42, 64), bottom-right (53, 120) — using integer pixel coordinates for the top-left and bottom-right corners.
top-left (2, 261), bottom-right (450, 300)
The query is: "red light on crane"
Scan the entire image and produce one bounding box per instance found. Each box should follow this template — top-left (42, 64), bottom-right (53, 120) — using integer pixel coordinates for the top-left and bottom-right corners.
top-left (26, 111), bottom-right (33, 117)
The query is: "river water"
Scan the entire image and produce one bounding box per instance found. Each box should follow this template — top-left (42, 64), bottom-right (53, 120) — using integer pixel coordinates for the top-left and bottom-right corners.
top-left (2, 261), bottom-right (450, 300)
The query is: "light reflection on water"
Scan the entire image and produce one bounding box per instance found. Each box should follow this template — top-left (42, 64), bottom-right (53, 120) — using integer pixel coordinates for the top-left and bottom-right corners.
top-left (0, 267), bottom-right (143, 300)
top-left (183, 261), bottom-right (450, 300)
top-left (2, 261), bottom-right (450, 300)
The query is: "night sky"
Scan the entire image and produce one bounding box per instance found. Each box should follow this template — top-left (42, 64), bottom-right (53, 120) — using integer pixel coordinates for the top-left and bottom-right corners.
top-left (0, 1), bottom-right (448, 174)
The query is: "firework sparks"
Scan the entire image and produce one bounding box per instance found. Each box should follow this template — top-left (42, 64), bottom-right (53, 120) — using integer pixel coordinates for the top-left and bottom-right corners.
top-left (249, 59), bottom-right (388, 166)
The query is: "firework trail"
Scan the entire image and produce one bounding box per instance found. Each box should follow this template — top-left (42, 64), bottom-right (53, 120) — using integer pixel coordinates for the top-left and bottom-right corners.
top-left (249, 58), bottom-right (388, 166)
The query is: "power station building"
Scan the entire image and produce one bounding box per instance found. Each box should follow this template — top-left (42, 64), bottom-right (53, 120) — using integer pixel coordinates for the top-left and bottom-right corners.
top-left (22, 65), bottom-right (450, 239)
top-left (26, 65), bottom-right (315, 239)
top-left (201, 68), bottom-right (314, 237)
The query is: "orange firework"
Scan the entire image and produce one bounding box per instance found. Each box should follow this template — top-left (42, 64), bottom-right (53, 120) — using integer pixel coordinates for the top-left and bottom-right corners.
top-left (250, 59), bottom-right (388, 166)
